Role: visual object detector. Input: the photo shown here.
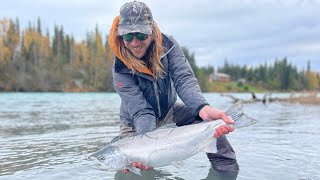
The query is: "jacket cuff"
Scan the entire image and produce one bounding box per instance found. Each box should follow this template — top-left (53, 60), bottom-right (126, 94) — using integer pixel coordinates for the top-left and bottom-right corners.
top-left (194, 103), bottom-right (210, 120)
top-left (133, 115), bottom-right (156, 134)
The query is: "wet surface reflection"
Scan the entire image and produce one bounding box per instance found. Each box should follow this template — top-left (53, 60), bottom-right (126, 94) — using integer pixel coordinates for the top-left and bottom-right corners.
top-left (1, 93), bottom-right (320, 179)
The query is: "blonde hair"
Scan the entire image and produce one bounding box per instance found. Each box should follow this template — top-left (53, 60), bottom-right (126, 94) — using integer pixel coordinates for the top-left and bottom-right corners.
top-left (116, 22), bottom-right (164, 78)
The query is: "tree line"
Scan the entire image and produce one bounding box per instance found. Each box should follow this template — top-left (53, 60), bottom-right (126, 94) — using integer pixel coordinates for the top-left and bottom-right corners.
top-left (0, 17), bottom-right (114, 92)
top-left (1, 17), bottom-right (319, 92)
top-left (218, 59), bottom-right (319, 91)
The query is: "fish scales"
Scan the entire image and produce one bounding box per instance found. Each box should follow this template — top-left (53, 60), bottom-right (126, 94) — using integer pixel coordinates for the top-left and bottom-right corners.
top-left (87, 100), bottom-right (256, 175)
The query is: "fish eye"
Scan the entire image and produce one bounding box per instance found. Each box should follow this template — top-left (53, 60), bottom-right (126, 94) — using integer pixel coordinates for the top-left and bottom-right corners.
top-left (98, 156), bottom-right (105, 161)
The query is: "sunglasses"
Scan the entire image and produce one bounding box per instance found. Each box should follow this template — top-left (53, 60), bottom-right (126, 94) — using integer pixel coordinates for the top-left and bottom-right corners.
top-left (122, 33), bottom-right (149, 42)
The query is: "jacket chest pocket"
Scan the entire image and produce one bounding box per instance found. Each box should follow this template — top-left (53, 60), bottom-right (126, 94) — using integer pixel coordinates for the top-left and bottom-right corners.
top-left (137, 78), bottom-right (154, 96)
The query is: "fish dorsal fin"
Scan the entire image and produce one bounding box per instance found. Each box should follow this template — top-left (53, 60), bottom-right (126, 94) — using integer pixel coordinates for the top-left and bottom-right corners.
top-left (126, 165), bottom-right (141, 176)
top-left (158, 123), bottom-right (178, 129)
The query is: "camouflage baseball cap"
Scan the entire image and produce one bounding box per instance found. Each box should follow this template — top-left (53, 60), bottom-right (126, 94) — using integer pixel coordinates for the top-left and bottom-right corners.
top-left (118, 1), bottom-right (153, 36)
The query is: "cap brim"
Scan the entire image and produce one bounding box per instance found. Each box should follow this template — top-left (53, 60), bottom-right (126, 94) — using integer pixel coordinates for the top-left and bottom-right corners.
top-left (118, 24), bottom-right (152, 36)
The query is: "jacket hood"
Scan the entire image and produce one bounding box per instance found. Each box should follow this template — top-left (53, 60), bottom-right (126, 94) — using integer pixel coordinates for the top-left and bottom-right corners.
top-left (108, 16), bottom-right (163, 77)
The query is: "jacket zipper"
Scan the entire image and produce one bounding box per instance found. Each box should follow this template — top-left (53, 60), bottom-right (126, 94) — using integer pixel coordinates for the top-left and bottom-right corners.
top-left (153, 81), bottom-right (161, 118)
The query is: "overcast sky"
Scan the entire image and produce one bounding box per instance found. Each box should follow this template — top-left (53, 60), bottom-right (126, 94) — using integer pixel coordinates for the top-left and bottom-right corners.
top-left (1, 0), bottom-right (320, 72)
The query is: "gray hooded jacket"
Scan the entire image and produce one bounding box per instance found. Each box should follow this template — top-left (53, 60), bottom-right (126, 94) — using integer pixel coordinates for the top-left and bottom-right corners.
top-left (112, 34), bottom-right (209, 133)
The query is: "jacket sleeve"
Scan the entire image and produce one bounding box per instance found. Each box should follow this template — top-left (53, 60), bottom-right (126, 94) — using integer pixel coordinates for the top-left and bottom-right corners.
top-left (167, 36), bottom-right (209, 119)
top-left (112, 68), bottom-right (156, 133)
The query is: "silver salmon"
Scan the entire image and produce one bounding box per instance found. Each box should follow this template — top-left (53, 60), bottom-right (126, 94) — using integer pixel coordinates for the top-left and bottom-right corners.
top-left (87, 100), bottom-right (256, 175)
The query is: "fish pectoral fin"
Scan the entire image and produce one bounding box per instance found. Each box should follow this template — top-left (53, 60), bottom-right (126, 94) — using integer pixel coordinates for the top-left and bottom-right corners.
top-left (203, 139), bottom-right (218, 154)
top-left (126, 165), bottom-right (141, 176)
top-left (172, 161), bottom-right (185, 169)
top-left (157, 123), bottom-right (178, 129)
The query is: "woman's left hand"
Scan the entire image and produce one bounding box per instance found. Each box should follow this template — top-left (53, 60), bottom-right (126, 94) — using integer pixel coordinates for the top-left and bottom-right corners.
top-left (199, 105), bottom-right (235, 138)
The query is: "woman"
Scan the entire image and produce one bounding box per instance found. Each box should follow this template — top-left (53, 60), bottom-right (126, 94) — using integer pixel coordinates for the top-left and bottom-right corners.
top-left (109, 1), bottom-right (239, 174)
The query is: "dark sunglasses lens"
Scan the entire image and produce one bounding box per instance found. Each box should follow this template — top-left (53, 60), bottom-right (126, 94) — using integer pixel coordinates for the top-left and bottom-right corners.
top-left (123, 34), bottom-right (134, 42)
top-left (136, 33), bottom-right (148, 41)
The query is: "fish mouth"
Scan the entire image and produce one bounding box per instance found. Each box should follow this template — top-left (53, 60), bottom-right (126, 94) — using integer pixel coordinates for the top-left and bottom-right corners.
top-left (85, 156), bottom-right (103, 166)
top-left (85, 156), bottom-right (109, 171)
top-left (91, 164), bottom-right (108, 171)
top-left (85, 156), bottom-right (95, 161)
top-left (89, 162), bottom-right (111, 171)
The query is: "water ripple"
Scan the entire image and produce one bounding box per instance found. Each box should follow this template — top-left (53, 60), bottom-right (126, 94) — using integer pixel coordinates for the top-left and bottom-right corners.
top-left (1, 93), bottom-right (320, 180)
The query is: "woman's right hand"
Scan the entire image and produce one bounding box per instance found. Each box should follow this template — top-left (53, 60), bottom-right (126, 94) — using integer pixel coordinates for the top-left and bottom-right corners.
top-left (122, 162), bottom-right (150, 174)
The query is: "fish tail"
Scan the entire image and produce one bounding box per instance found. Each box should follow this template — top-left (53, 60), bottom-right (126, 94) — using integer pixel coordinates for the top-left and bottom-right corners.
top-left (225, 100), bottom-right (257, 128)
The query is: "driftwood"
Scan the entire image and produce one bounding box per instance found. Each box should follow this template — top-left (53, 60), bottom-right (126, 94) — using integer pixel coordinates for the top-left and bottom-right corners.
top-left (221, 91), bottom-right (270, 104)
top-left (221, 92), bottom-right (320, 105)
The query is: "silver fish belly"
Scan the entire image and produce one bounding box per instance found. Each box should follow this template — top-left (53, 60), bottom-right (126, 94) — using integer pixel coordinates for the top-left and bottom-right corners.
top-left (113, 120), bottom-right (222, 167)
top-left (87, 100), bottom-right (256, 175)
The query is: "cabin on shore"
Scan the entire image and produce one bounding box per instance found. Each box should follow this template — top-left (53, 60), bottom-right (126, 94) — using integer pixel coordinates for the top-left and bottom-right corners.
top-left (209, 72), bottom-right (231, 82)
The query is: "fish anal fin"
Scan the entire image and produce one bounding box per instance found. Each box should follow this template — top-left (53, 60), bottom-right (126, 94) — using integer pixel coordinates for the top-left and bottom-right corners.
top-left (203, 139), bottom-right (218, 154)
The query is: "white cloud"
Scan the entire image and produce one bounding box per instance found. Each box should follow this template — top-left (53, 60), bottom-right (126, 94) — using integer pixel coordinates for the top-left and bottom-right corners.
top-left (1, 0), bottom-right (320, 72)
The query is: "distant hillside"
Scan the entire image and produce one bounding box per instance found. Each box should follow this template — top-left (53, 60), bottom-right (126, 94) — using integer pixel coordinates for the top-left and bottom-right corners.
top-left (1, 18), bottom-right (319, 92)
